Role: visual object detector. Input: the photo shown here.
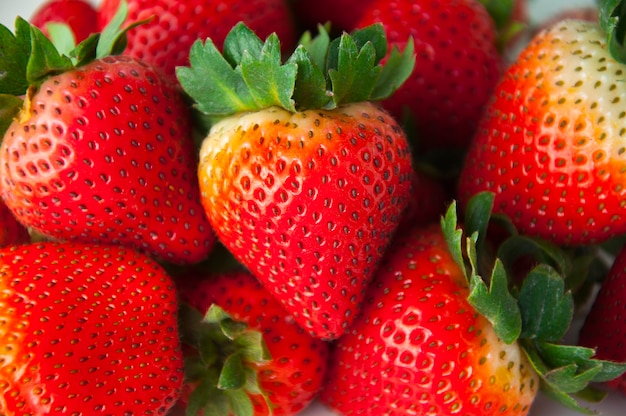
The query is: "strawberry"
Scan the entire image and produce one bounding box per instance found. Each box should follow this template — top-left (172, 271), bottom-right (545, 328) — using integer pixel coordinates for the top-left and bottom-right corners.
top-left (0, 4), bottom-right (215, 264)
top-left (0, 241), bottom-right (183, 415)
top-left (176, 268), bottom-right (329, 415)
top-left (319, 193), bottom-right (626, 415)
top-left (458, 2), bottom-right (626, 246)
top-left (97, 0), bottom-right (298, 83)
top-left (176, 23), bottom-right (416, 340)
top-left (352, 0), bottom-right (503, 153)
top-left (30, 0), bottom-right (98, 43)
top-left (0, 199), bottom-right (30, 247)
top-left (579, 241), bottom-right (626, 395)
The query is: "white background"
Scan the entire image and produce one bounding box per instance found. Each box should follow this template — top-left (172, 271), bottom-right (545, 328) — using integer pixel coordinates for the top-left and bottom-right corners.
top-left (1, 0), bottom-right (624, 415)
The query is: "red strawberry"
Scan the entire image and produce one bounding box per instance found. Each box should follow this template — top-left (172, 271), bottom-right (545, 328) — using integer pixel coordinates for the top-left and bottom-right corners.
top-left (176, 269), bottom-right (329, 415)
top-left (399, 168), bottom-right (449, 228)
top-left (97, 0), bottom-right (298, 83)
top-left (177, 23), bottom-right (416, 339)
top-left (579, 242), bottom-right (626, 395)
top-left (30, 0), bottom-right (98, 43)
top-left (457, 4), bottom-right (626, 246)
top-left (353, 0), bottom-right (503, 152)
top-left (0, 199), bottom-right (30, 247)
top-left (0, 7), bottom-right (215, 264)
top-left (0, 241), bottom-right (183, 415)
top-left (319, 194), bottom-right (626, 415)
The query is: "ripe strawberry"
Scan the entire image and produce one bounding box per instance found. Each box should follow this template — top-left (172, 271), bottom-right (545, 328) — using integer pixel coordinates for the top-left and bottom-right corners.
top-left (177, 23), bottom-right (416, 339)
top-left (0, 199), bottom-right (30, 247)
top-left (30, 0), bottom-right (98, 43)
top-left (579, 242), bottom-right (626, 395)
top-left (458, 5), bottom-right (626, 246)
top-left (0, 6), bottom-right (215, 264)
top-left (176, 269), bottom-right (329, 415)
top-left (319, 194), bottom-right (626, 415)
top-left (353, 0), bottom-right (503, 152)
top-left (0, 241), bottom-right (183, 415)
top-left (97, 0), bottom-right (298, 83)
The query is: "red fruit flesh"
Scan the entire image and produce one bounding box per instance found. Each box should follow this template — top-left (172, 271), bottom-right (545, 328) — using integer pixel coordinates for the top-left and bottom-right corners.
top-left (0, 242), bottom-right (183, 415)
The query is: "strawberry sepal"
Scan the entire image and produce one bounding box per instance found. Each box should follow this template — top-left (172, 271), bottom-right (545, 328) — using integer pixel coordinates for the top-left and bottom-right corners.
top-left (179, 302), bottom-right (273, 416)
top-left (442, 192), bottom-right (626, 412)
top-left (177, 22), bottom-right (415, 117)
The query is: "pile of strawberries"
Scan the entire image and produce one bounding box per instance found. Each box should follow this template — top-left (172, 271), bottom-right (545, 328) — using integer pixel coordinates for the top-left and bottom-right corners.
top-left (1, 0), bottom-right (626, 415)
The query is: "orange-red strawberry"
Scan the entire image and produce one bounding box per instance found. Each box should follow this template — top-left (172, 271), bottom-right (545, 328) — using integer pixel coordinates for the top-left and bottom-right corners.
top-left (0, 5), bottom-right (215, 264)
top-left (177, 23), bottom-right (416, 339)
top-left (458, 4), bottom-right (626, 246)
top-left (97, 0), bottom-right (298, 83)
top-left (0, 241), bottom-right (183, 415)
top-left (353, 0), bottom-right (503, 153)
top-left (30, 0), bottom-right (98, 43)
top-left (320, 194), bottom-right (626, 415)
top-left (176, 269), bottom-right (329, 415)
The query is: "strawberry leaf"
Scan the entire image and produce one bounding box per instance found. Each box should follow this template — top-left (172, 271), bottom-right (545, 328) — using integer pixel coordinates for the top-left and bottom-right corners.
top-left (240, 34), bottom-right (297, 111)
top-left (0, 18), bottom-right (31, 95)
top-left (599, 0), bottom-right (626, 63)
top-left (26, 24), bottom-right (73, 84)
top-left (441, 200), bottom-right (466, 276)
top-left (371, 38), bottom-right (415, 101)
top-left (218, 352), bottom-right (246, 390)
top-left (517, 264), bottom-right (573, 342)
top-left (178, 37), bottom-right (257, 115)
top-left (0, 94), bottom-right (23, 135)
top-left (45, 22), bottom-right (76, 56)
top-left (468, 258), bottom-right (522, 344)
top-left (328, 33), bottom-right (382, 106)
top-left (537, 342), bottom-right (626, 383)
top-left (227, 389), bottom-right (254, 416)
top-left (287, 46), bottom-right (331, 110)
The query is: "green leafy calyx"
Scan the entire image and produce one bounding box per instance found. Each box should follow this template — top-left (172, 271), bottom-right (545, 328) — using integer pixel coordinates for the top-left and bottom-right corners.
top-left (179, 302), bottom-right (273, 416)
top-left (0, 0), bottom-right (146, 136)
top-left (441, 192), bottom-right (626, 414)
top-left (176, 22), bottom-right (415, 116)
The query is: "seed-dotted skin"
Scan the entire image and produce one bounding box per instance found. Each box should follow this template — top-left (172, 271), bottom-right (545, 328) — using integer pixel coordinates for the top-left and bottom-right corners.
top-left (0, 242), bottom-right (183, 415)
top-left (319, 224), bottom-right (539, 415)
top-left (0, 55), bottom-right (214, 264)
top-left (198, 102), bottom-right (413, 340)
top-left (459, 20), bottom-right (626, 245)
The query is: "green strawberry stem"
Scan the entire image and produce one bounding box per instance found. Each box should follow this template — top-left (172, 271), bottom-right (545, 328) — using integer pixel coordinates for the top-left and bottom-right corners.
top-left (176, 22), bottom-right (415, 117)
top-left (179, 302), bottom-right (273, 416)
top-left (442, 192), bottom-right (626, 413)
top-left (0, 0), bottom-right (145, 136)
